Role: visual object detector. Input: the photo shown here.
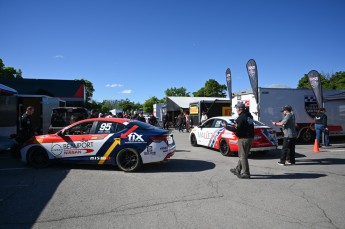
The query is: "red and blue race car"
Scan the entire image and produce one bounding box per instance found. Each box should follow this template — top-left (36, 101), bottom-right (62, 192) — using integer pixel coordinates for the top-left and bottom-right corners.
top-left (189, 116), bottom-right (277, 156)
top-left (21, 118), bottom-right (176, 172)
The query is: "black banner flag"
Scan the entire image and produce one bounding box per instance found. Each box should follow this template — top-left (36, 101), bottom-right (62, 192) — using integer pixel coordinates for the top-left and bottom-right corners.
top-left (307, 70), bottom-right (323, 108)
top-left (246, 59), bottom-right (259, 104)
top-left (226, 68), bottom-right (232, 115)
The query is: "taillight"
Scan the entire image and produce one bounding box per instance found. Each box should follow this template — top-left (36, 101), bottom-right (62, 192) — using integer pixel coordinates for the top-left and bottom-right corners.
top-left (149, 136), bottom-right (168, 144)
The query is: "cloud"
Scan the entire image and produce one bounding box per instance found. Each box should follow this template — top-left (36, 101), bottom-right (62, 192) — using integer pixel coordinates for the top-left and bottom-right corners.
top-left (120, 90), bottom-right (132, 94)
top-left (106, 84), bottom-right (124, 88)
top-left (53, 55), bottom-right (64, 59)
top-left (265, 84), bottom-right (291, 88)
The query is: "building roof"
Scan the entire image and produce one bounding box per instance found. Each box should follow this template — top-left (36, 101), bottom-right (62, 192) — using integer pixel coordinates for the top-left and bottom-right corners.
top-left (0, 83), bottom-right (17, 95)
top-left (166, 96), bottom-right (230, 111)
top-left (0, 78), bottom-right (85, 102)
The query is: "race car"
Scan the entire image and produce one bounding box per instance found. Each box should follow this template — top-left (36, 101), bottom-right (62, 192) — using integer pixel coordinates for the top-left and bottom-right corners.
top-left (189, 116), bottom-right (277, 156)
top-left (21, 118), bottom-right (176, 172)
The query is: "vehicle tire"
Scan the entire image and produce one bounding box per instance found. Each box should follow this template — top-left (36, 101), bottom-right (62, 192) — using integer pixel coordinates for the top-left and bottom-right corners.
top-left (219, 139), bottom-right (231, 156)
top-left (190, 134), bottom-right (198, 147)
top-left (27, 147), bottom-right (50, 168)
top-left (116, 148), bottom-right (142, 172)
top-left (299, 128), bottom-right (314, 143)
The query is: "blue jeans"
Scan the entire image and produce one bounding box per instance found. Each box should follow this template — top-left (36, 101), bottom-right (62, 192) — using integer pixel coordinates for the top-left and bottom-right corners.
top-left (315, 124), bottom-right (329, 145)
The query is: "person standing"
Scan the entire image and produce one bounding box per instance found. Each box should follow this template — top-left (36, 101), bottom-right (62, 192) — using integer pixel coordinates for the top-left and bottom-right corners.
top-left (177, 113), bottom-right (184, 132)
top-left (136, 112), bottom-right (146, 122)
top-left (222, 103), bottom-right (254, 179)
top-left (200, 111), bottom-right (208, 124)
top-left (315, 108), bottom-right (330, 147)
top-left (272, 105), bottom-right (297, 165)
top-left (163, 113), bottom-right (169, 129)
top-left (185, 112), bottom-right (190, 132)
top-left (18, 106), bottom-right (35, 144)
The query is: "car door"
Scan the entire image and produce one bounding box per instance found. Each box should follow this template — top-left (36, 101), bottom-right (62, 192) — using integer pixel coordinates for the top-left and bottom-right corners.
top-left (197, 119), bottom-right (216, 146)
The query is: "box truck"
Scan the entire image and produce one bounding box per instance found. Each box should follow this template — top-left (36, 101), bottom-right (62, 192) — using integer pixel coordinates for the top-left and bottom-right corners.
top-left (233, 88), bottom-right (345, 143)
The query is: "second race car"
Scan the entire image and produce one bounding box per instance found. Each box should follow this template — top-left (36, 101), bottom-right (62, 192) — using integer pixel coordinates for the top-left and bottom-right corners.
top-left (189, 116), bottom-right (277, 156)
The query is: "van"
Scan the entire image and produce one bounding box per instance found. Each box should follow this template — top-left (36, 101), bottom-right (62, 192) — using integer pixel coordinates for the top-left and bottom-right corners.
top-left (48, 107), bottom-right (88, 133)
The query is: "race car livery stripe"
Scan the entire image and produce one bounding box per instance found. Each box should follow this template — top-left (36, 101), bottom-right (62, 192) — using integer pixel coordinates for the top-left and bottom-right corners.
top-left (120, 125), bottom-right (138, 138)
top-left (98, 138), bottom-right (121, 165)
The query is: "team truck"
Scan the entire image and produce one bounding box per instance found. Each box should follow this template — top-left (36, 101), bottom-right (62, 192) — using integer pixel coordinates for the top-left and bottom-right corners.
top-left (232, 88), bottom-right (345, 143)
top-left (189, 99), bottom-right (232, 126)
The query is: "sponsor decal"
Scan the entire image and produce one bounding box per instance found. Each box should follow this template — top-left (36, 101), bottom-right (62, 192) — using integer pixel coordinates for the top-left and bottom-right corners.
top-left (51, 144), bottom-right (63, 157)
top-left (62, 140), bottom-right (94, 155)
top-left (304, 95), bottom-right (318, 118)
top-left (90, 156), bottom-right (111, 161)
top-left (144, 146), bottom-right (156, 155)
top-left (125, 132), bottom-right (146, 143)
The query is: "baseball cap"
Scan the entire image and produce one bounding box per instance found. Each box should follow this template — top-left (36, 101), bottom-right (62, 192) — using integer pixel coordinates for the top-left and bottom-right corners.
top-left (235, 103), bottom-right (245, 109)
top-left (281, 105), bottom-right (292, 112)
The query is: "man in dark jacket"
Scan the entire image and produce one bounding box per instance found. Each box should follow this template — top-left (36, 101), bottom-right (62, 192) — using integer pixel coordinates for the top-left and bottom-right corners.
top-left (314, 108), bottom-right (330, 146)
top-left (222, 103), bottom-right (254, 179)
top-left (18, 106), bottom-right (35, 144)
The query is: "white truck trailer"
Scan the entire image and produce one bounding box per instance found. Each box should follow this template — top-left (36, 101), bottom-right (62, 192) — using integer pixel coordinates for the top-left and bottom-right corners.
top-left (232, 88), bottom-right (345, 143)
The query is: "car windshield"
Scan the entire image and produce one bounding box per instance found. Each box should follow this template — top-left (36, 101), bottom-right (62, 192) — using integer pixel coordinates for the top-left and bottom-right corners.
top-left (224, 118), bottom-right (267, 127)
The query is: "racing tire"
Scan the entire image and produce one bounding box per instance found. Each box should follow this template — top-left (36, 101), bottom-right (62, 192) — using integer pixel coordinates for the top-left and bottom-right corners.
top-left (116, 148), bottom-right (142, 172)
top-left (219, 139), bottom-right (231, 156)
top-left (27, 147), bottom-right (50, 169)
top-left (190, 134), bottom-right (199, 147)
top-left (299, 128), bottom-right (314, 143)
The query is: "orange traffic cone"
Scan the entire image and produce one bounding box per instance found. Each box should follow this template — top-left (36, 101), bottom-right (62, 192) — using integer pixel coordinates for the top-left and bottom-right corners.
top-left (313, 139), bottom-right (320, 153)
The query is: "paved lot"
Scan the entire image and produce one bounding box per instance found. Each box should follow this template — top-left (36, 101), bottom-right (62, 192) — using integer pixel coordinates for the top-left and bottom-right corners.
top-left (0, 130), bottom-right (344, 229)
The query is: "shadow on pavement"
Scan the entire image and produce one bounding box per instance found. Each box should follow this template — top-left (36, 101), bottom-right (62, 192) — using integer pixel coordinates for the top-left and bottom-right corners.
top-left (0, 167), bottom-right (69, 229)
top-left (295, 158), bottom-right (345, 165)
top-left (249, 151), bottom-right (306, 160)
top-left (250, 172), bottom-right (327, 179)
top-left (140, 159), bottom-right (216, 173)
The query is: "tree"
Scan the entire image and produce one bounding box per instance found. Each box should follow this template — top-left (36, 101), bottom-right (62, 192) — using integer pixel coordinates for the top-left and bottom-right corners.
top-left (143, 96), bottom-right (160, 114)
top-left (75, 78), bottom-right (95, 109)
top-left (329, 71), bottom-right (345, 89)
top-left (0, 58), bottom-right (23, 79)
top-left (297, 72), bottom-right (345, 89)
top-left (118, 99), bottom-right (136, 113)
top-left (192, 79), bottom-right (227, 97)
top-left (165, 87), bottom-right (190, 97)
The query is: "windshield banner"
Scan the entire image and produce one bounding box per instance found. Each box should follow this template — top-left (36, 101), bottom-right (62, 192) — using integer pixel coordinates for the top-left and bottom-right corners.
top-left (246, 59), bottom-right (259, 104)
top-left (307, 70), bottom-right (323, 108)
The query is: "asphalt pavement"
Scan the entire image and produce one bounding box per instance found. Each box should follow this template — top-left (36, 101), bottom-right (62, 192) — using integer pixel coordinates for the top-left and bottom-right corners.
top-left (0, 130), bottom-right (344, 229)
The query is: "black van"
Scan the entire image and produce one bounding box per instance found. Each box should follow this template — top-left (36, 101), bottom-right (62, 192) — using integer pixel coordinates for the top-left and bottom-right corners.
top-left (48, 107), bottom-right (88, 133)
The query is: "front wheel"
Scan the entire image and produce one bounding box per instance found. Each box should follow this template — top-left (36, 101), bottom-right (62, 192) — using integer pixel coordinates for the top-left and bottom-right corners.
top-left (116, 148), bottom-right (142, 172)
top-left (27, 147), bottom-right (50, 168)
top-left (190, 134), bottom-right (198, 147)
top-left (219, 139), bottom-right (231, 156)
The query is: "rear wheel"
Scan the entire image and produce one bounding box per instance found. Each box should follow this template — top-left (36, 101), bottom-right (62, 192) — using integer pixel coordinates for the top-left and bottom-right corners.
top-left (219, 139), bottom-right (231, 156)
top-left (190, 134), bottom-right (198, 147)
top-left (27, 147), bottom-right (50, 168)
top-left (116, 148), bottom-right (142, 172)
top-left (299, 128), bottom-right (314, 143)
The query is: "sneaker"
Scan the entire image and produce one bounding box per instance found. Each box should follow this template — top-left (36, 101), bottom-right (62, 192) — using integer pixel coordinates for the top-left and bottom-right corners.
top-left (230, 168), bottom-right (240, 175)
top-left (285, 161), bottom-right (292, 165)
top-left (237, 173), bottom-right (250, 179)
top-left (277, 161), bottom-right (285, 166)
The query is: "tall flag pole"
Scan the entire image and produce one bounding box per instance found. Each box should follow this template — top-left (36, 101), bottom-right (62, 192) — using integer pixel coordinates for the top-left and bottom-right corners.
top-left (246, 59), bottom-right (259, 114)
top-left (307, 70), bottom-right (323, 109)
top-left (226, 68), bottom-right (232, 115)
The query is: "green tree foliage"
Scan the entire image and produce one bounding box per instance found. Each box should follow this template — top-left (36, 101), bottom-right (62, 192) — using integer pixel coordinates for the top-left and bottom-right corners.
top-left (118, 99), bottom-right (136, 113)
top-left (192, 79), bottom-right (227, 97)
top-left (143, 96), bottom-right (160, 114)
top-left (297, 72), bottom-right (345, 90)
top-left (329, 71), bottom-right (345, 89)
top-left (0, 58), bottom-right (23, 79)
top-left (165, 87), bottom-right (190, 97)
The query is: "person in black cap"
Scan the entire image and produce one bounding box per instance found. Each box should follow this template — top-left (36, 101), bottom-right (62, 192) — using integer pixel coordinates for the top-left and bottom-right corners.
top-left (222, 103), bottom-right (254, 179)
top-left (18, 106), bottom-right (36, 144)
top-left (315, 108), bottom-right (330, 146)
top-left (272, 105), bottom-right (297, 165)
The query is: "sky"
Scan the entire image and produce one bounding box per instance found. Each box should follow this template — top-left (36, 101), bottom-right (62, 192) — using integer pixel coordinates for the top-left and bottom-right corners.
top-left (1, 0), bottom-right (344, 103)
